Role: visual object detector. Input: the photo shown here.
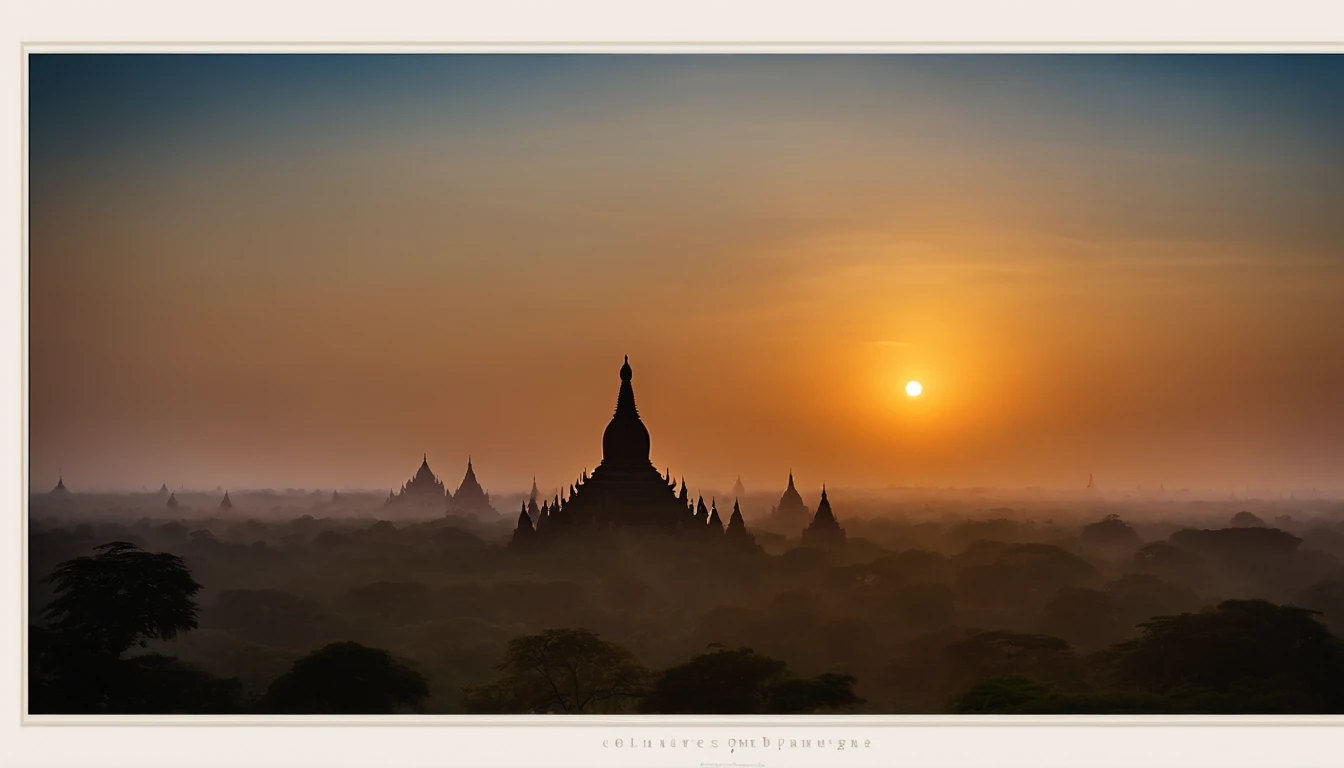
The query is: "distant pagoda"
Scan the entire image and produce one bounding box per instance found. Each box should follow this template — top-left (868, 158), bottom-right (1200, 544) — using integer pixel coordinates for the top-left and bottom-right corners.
top-left (220, 491), bottom-right (233, 509)
top-left (449, 458), bottom-right (497, 517)
top-left (387, 454), bottom-right (448, 505)
top-left (732, 475), bottom-right (746, 498)
top-left (166, 492), bottom-right (180, 509)
top-left (800, 485), bottom-right (846, 548)
top-left (525, 477), bottom-right (542, 524)
top-left (49, 475), bottom-right (70, 496)
top-left (765, 472), bottom-right (810, 532)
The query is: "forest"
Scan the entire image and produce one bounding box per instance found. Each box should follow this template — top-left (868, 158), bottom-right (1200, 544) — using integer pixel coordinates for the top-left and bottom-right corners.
top-left (27, 487), bottom-right (1344, 714)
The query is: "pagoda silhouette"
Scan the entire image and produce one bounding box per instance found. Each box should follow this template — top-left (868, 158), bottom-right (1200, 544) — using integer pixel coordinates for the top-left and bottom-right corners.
top-left (448, 458), bottom-right (497, 517)
top-left (49, 475), bottom-right (70, 496)
top-left (801, 485), bottom-right (846, 548)
top-left (763, 472), bottom-right (810, 532)
top-left (514, 356), bottom-right (752, 542)
top-left (725, 498), bottom-right (759, 551)
top-left (386, 454), bottom-right (448, 505)
top-left (220, 491), bottom-right (233, 509)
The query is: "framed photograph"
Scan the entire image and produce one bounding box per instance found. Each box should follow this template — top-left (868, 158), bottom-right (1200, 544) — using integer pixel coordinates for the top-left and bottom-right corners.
top-left (6, 1), bottom-right (1344, 766)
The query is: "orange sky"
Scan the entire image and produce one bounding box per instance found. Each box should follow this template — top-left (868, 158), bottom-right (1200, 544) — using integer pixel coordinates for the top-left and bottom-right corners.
top-left (29, 55), bottom-right (1344, 494)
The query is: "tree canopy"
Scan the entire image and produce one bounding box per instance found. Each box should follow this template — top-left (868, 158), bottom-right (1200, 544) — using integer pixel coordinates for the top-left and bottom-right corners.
top-left (639, 646), bottom-right (861, 714)
top-left (261, 641), bottom-right (430, 714)
top-left (42, 541), bottom-right (201, 659)
top-left (463, 628), bottom-right (650, 714)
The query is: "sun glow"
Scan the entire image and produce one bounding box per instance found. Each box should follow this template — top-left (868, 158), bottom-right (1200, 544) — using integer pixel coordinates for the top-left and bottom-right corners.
top-left (905, 380), bottom-right (923, 397)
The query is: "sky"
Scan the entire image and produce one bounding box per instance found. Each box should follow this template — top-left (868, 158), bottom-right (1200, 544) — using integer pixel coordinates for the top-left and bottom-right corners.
top-left (28, 54), bottom-right (1344, 495)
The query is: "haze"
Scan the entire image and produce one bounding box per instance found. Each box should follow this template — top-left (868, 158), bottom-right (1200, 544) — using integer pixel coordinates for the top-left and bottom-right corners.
top-left (29, 54), bottom-right (1344, 494)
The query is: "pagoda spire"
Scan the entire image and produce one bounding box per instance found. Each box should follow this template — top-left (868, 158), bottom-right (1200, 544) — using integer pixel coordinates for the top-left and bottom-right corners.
top-left (726, 498), bottom-right (754, 544)
top-left (802, 483), bottom-right (845, 547)
top-left (708, 499), bottom-right (724, 533)
top-left (510, 502), bottom-right (536, 546)
top-left (601, 355), bottom-right (651, 467)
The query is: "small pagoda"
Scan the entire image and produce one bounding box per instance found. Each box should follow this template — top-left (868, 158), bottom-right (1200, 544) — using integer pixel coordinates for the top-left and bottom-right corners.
top-left (725, 498), bottom-right (759, 551)
top-left (509, 503), bottom-right (537, 548)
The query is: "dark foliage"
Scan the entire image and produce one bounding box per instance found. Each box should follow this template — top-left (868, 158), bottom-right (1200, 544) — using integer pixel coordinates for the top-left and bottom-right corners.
top-left (42, 541), bottom-right (201, 658)
top-left (463, 628), bottom-right (650, 714)
top-left (261, 641), bottom-right (429, 714)
top-left (639, 647), bottom-right (862, 714)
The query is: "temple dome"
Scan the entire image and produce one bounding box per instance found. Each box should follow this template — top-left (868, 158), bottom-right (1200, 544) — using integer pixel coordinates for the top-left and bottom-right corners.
top-left (601, 355), bottom-right (651, 467)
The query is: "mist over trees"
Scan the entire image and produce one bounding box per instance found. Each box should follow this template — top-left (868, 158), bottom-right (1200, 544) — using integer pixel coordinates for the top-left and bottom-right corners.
top-left (26, 487), bottom-right (1344, 714)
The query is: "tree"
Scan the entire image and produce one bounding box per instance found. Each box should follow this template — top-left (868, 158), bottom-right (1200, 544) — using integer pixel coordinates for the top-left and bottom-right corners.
top-left (951, 675), bottom-right (1053, 713)
top-left (1298, 580), bottom-right (1344, 635)
top-left (261, 642), bottom-right (430, 714)
top-left (463, 629), bottom-right (650, 714)
top-left (42, 541), bottom-right (201, 659)
top-left (766, 672), bottom-right (862, 713)
top-left (1079, 514), bottom-right (1142, 556)
top-left (32, 542), bottom-right (237, 714)
top-left (1039, 588), bottom-right (1124, 652)
top-left (950, 675), bottom-right (1170, 714)
top-left (1108, 599), bottom-right (1344, 711)
top-left (639, 646), bottom-right (863, 714)
top-left (640, 646), bottom-right (785, 714)
top-left (942, 629), bottom-right (1083, 693)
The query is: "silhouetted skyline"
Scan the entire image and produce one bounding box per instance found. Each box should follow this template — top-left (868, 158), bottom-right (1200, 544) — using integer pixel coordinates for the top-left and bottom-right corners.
top-left (29, 54), bottom-right (1344, 493)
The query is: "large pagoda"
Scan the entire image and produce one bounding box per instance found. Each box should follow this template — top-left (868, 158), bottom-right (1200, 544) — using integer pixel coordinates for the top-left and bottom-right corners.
top-left (527, 356), bottom-right (697, 535)
top-left (449, 458), bottom-right (497, 517)
top-left (387, 454), bottom-right (448, 505)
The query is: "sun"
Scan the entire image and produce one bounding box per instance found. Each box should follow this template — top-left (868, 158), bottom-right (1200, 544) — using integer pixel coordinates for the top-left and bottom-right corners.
top-left (905, 380), bottom-right (923, 397)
